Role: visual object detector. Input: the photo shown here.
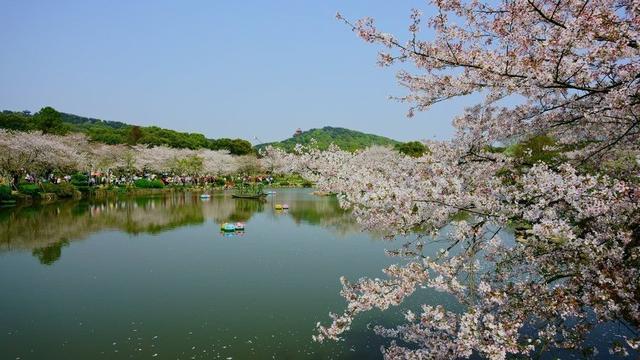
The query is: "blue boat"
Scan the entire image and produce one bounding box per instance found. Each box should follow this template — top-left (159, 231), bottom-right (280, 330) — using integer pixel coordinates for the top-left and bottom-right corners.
top-left (220, 223), bottom-right (236, 232)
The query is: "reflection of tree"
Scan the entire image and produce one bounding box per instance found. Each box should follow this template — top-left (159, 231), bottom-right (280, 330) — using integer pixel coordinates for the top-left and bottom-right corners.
top-left (0, 194), bottom-right (207, 258)
top-left (227, 199), bottom-right (264, 222)
top-left (120, 196), bottom-right (204, 235)
top-left (0, 190), bottom-right (366, 266)
top-left (32, 239), bottom-right (69, 265)
top-left (199, 195), bottom-right (264, 224)
top-left (0, 193), bottom-right (270, 261)
top-left (199, 195), bottom-right (256, 224)
top-left (285, 196), bottom-right (361, 236)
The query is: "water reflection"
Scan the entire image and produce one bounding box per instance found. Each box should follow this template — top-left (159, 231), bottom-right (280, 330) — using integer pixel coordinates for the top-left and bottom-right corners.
top-left (0, 190), bottom-right (357, 265)
top-left (226, 198), bottom-right (265, 222)
top-left (268, 193), bottom-right (359, 236)
top-left (31, 239), bottom-right (69, 265)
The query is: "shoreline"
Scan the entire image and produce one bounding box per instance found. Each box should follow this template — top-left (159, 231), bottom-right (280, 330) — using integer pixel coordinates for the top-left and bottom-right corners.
top-left (2, 184), bottom-right (315, 208)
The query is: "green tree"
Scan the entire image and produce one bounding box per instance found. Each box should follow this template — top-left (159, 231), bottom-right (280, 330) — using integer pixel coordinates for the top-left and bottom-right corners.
top-left (0, 111), bottom-right (35, 131)
top-left (34, 106), bottom-right (67, 134)
top-left (128, 125), bottom-right (143, 144)
top-left (171, 155), bottom-right (204, 176)
top-left (395, 141), bottom-right (428, 157)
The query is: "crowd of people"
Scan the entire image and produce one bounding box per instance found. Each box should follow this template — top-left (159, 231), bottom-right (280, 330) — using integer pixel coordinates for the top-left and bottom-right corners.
top-left (18, 170), bottom-right (276, 189)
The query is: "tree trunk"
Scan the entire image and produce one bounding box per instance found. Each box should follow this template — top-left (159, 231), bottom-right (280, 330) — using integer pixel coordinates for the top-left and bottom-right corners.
top-left (12, 173), bottom-right (19, 190)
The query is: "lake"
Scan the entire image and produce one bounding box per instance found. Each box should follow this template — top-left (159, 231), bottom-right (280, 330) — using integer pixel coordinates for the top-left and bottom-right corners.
top-left (0, 189), bottom-right (449, 359)
top-left (0, 188), bottom-right (633, 359)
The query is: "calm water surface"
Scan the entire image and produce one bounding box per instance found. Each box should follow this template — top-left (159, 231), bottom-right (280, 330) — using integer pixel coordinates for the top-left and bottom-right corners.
top-left (0, 189), bottom-right (632, 359)
top-left (0, 189), bottom-right (453, 359)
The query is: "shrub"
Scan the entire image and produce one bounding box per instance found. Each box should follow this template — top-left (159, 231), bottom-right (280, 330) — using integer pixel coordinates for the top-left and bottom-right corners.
top-left (70, 172), bottom-right (90, 192)
top-left (302, 180), bottom-right (314, 188)
top-left (0, 185), bottom-right (13, 201)
top-left (18, 183), bottom-right (42, 197)
top-left (42, 182), bottom-right (78, 198)
top-left (278, 181), bottom-right (290, 186)
top-left (134, 179), bottom-right (164, 189)
top-left (70, 172), bottom-right (89, 186)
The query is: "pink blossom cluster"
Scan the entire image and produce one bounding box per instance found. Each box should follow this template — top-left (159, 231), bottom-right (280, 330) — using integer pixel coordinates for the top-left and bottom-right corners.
top-left (266, 140), bottom-right (638, 358)
top-left (339, 0), bottom-right (640, 161)
top-left (263, 0), bottom-right (640, 356)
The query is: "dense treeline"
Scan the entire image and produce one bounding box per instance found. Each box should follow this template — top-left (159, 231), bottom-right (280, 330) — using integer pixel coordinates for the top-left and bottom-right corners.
top-left (0, 107), bottom-right (254, 155)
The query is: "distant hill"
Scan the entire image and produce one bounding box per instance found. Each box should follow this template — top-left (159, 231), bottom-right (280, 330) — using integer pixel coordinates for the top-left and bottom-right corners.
top-left (256, 126), bottom-right (400, 152)
top-left (0, 109), bottom-right (254, 155)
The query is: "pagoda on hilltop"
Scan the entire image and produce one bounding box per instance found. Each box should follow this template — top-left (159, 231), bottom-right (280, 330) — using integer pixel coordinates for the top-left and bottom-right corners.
top-left (293, 128), bottom-right (302, 137)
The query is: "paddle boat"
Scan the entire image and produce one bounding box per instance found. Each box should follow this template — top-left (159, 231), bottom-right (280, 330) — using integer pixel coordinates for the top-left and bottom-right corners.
top-left (275, 204), bottom-right (283, 210)
top-left (282, 204), bottom-right (289, 209)
top-left (200, 194), bottom-right (211, 199)
top-left (234, 222), bottom-right (245, 230)
top-left (220, 223), bottom-right (236, 232)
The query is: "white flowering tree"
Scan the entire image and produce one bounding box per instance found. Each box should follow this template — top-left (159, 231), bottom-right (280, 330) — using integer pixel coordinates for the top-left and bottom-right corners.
top-left (87, 143), bottom-right (129, 174)
top-left (201, 149), bottom-right (238, 176)
top-left (271, 0), bottom-right (640, 358)
top-left (133, 145), bottom-right (178, 174)
top-left (132, 146), bottom-right (239, 176)
top-left (0, 131), bottom-right (251, 185)
top-left (259, 148), bottom-right (290, 174)
top-left (0, 130), bottom-right (83, 185)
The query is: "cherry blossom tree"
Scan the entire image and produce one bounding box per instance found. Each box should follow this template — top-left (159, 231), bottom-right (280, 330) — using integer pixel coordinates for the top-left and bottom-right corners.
top-left (340, 0), bottom-right (640, 161)
top-left (259, 148), bottom-right (289, 174)
top-left (0, 130), bottom-right (83, 185)
top-left (201, 149), bottom-right (239, 175)
top-left (133, 145), bottom-right (180, 174)
top-left (0, 131), bottom-right (250, 185)
top-left (269, 0), bottom-right (640, 358)
top-left (133, 146), bottom-right (239, 176)
top-left (87, 142), bottom-right (129, 173)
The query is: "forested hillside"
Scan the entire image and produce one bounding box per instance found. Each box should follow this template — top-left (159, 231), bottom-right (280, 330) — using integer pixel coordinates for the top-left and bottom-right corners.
top-left (256, 126), bottom-right (400, 152)
top-left (0, 108), bottom-right (254, 155)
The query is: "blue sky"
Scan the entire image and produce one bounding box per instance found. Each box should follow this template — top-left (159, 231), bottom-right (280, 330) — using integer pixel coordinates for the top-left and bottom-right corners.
top-left (0, 0), bottom-right (473, 143)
